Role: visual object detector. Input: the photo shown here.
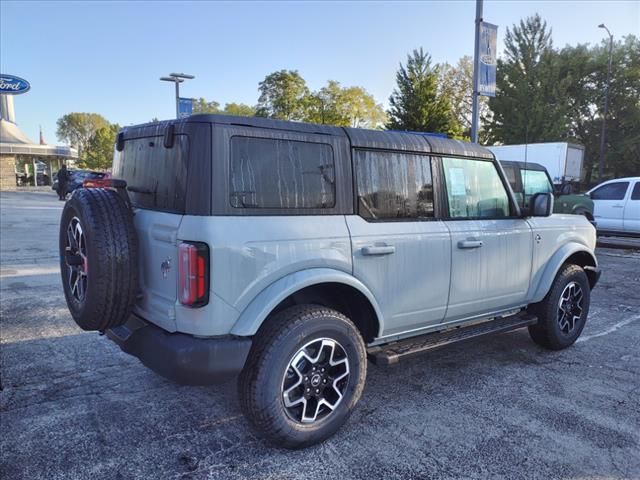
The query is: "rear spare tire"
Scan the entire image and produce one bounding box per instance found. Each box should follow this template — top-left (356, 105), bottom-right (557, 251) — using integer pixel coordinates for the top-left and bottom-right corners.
top-left (59, 188), bottom-right (138, 331)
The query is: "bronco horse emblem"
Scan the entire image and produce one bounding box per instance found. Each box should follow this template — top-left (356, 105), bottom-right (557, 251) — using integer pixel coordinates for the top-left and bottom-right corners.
top-left (160, 258), bottom-right (171, 278)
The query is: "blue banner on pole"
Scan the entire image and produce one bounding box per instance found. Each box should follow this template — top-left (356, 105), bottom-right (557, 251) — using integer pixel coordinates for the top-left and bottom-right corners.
top-left (478, 22), bottom-right (498, 97)
top-left (178, 97), bottom-right (193, 118)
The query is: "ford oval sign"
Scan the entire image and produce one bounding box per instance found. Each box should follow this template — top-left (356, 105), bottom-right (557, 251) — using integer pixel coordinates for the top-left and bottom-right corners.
top-left (0, 75), bottom-right (31, 95)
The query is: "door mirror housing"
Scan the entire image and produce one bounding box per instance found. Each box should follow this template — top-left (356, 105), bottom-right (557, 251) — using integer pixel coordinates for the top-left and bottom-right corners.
top-left (528, 192), bottom-right (554, 217)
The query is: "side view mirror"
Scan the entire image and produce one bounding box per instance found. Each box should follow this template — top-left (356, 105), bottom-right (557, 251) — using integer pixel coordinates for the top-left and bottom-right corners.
top-left (529, 192), bottom-right (554, 217)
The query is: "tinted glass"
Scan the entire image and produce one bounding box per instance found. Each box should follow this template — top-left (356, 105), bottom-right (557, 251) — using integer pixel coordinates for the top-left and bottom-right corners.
top-left (442, 157), bottom-right (510, 218)
top-left (631, 182), bottom-right (640, 200)
top-left (113, 135), bottom-right (189, 213)
top-left (502, 165), bottom-right (518, 192)
top-left (230, 137), bottom-right (335, 209)
top-left (355, 149), bottom-right (433, 220)
top-left (521, 169), bottom-right (553, 195)
top-left (591, 182), bottom-right (629, 200)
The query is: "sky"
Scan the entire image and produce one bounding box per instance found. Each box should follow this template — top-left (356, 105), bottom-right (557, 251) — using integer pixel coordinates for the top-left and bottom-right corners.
top-left (1, 0), bottom-right (639, 144)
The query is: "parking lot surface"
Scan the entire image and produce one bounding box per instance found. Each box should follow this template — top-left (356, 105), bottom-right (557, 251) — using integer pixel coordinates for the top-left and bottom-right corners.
top-left (1, 190), bottom-right (639, 480)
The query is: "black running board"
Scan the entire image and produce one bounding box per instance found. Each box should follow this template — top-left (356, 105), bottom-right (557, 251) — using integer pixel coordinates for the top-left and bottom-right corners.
top-left (367, 313), bottom-right (538, 366)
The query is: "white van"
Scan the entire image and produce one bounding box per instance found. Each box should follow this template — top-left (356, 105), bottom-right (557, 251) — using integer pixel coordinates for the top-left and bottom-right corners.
top-left (588, 177), bottom-right (640, 236)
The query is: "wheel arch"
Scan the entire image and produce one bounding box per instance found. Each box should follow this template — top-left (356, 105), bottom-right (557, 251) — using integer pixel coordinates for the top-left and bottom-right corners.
top-left (572, 205), bottom-right (594, 221)
top-left (230, 268), bottom-right (383, 342)
top-left (531, 244), bottom-right (598, 303)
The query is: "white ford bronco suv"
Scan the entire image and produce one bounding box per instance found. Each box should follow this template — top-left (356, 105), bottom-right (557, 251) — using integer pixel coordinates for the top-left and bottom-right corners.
top-left (59, 115), bottom-right (600, 448)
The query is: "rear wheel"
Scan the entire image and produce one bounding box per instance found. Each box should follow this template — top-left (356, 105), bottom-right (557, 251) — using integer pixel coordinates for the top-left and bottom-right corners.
top-left (59, 188), bottom-right (138, 331)
top-left (238, 305), bottom-right (366, 449)
top-left (528, 264), bottom-right (591, 350)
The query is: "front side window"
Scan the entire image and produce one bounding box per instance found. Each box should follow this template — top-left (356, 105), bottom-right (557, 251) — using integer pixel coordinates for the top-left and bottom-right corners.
top-left (631, 182), bottom-right (640, 200)
top-left (521, 169), bottom-right (553, 196)
top-left (442, 157), bottom-right (510, 218)
top-left (230, 137), bottom-right (335, 209)
top-left (355, 149), bottom-right (434, 220)
top-left (591, 182), bottom-right (629, 201)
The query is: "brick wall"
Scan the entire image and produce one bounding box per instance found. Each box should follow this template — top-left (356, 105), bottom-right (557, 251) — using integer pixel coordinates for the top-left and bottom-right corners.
top-left (0, 154), bottom-right (17, 190)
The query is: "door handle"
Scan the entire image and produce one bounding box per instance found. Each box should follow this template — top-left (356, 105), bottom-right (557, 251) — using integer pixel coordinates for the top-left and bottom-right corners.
top-left (612, 205), bottom-right (624, 208)
top-left (458, 240), bottom-right (483, 249)
top-left (362, 245), bottom-right (396, 256)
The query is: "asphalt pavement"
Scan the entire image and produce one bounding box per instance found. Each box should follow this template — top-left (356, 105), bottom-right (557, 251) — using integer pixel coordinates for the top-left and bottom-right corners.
top-left (1, 190), bottom-right (639, 480)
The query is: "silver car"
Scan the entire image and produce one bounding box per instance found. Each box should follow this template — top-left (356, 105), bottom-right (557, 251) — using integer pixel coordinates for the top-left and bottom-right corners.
top-left (59, 115), bottom-right (600, 448)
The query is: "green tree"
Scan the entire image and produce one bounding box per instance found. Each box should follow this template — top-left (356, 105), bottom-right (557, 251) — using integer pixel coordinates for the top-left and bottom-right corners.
top-left (256, 70), bottom-right (310, 120)
top-left (223, 102), bottom-right (255, 117)
top-left (56, 113), bottom-right (109, 158)
top-left (486, 14), bottom-right (568, 144)
top-left (82, 124), bottom-right (120, 170)
top-left (305, 80), bottom-right (386, 128)
top-left (559, 36), bottom-right (640, 183)
top-left (603, 35), bottom-right (640, 180)
top-left (192, 97), bottom-right (221, 114)
top-left (439, 56), bottom-right (491, 141)
top-left (387, 48), bottom-right (460, 135)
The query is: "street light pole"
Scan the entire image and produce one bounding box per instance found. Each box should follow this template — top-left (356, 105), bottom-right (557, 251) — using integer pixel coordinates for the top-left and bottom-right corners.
top-left (470, 0), bottom-right (483, 143)
top-left (160, 73), bottom-right (195, 118)
top-left (597, 24), bottom-right (613, 182)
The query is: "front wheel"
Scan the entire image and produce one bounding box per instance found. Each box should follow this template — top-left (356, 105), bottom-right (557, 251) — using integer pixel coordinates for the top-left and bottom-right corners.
top-left (238, 305), bottom-right (366, 449)
top-left (528, 264), bottom-right (591, 350)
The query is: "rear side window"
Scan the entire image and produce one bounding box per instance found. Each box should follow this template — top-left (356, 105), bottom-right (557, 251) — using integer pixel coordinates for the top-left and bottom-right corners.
top-left (355, 149), bottom-right (434, 220)
top-left (230, 137), bottom-right (335, 209)
top-left (591, 182), bottom-right (629, 200)
top-left (112, 135), bottom-right (189, 213)
top-left (630, 182), bottom-right (640, 200)
top-left (442, 157), bottom-right (510, 218)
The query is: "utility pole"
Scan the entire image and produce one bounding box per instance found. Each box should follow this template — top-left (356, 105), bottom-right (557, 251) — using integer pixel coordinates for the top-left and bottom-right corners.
top-left (160, 73), bottom-right (195, 118)
top-left (470, 0), bottom-right (483, 143)
top-left (597, 24), bottom-right (613, 182)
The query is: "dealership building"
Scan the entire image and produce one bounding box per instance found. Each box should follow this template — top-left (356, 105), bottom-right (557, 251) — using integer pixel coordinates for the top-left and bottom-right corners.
top-left (0, 82), bottom-right (78, 190)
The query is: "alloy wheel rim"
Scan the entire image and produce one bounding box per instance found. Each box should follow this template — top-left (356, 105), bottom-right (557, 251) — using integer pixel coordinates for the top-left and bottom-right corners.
top-left (557, 281), bottom-right (584, 335)
top-left (281, 337), bottom-right (350, 424)
top-left (65, 216), bottom-right (88, 302)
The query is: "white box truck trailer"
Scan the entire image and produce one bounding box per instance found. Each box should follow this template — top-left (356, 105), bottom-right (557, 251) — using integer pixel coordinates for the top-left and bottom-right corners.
top-left (488, 142), bottom-right (585, 184)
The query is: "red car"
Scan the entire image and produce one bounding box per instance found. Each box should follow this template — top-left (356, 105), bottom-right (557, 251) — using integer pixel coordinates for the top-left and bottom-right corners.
top-left (82, 172), bottom-right (112, 188)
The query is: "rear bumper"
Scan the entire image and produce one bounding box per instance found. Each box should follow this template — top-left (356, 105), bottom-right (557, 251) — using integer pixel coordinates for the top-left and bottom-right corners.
top-left (106, 315), bottom-right (252, 385)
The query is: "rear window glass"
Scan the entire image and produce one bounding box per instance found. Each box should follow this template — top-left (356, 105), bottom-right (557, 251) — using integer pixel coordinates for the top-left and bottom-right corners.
top-left (112, 135), bottom-right (189, 213)
top-left (229, 136), bottom-right (335, 209)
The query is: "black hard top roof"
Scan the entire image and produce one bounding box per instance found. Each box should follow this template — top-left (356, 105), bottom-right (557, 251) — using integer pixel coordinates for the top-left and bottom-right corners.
top-left (499, 160), bottom-right (546, 171)
top-left (126, 114), bottom-right (496, 159)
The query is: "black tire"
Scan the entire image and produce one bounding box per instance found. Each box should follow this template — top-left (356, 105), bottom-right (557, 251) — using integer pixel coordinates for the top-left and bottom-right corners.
top-left (528, 264), bottom-right (591, 350)
top-left (59, 188), bottom-right (138, 331)
top-left (238, 305), bottom-right (367, 449)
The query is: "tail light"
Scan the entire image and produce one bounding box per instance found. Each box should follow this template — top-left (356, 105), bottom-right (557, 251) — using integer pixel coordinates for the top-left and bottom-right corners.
top-left (178, 241), bottom-right (209, 307)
